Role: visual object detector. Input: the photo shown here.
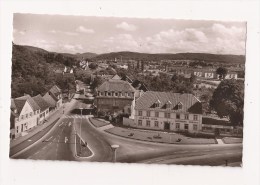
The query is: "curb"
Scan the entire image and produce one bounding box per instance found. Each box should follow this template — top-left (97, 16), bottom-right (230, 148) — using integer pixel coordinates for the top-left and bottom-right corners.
top-left (10, 118), bottom-right (61, 158)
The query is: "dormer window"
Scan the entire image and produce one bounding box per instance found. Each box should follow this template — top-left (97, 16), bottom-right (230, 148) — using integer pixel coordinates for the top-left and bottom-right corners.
top-left (165, 100), bottom-right (172, 109)
top-left (154, 99), bottom-right (161, 108)
top-left (177, 102), bottom-right (183, 110)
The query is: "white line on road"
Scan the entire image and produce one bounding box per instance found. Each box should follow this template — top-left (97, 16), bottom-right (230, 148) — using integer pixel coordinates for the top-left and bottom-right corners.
top-left (59, 122), bottom-right (64, 127)
top-left (46, 136), bottom-right (53, 142)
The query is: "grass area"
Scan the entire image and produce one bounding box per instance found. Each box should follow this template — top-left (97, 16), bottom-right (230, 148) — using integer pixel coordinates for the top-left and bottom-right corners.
top-left (222, 137), bottom-right (243, 144)
top-left (106, 127), bottom-right (216, 144)
top-left (89, 118), bottom-right (110, 128)
top-left (75, 134), bottom-right (92, 157)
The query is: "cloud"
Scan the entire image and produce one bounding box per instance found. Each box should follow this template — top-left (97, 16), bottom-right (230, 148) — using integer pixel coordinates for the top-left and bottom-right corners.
top-left (103, 34), bottom-right (139, 52)
top-left (76, 26), bottom-right (94, 33)
top-left (19, 31), bottom-right (26, 35)
top-left (116, 22), bottom-right (137, 31)
top-left (63, 44), bottom-right (83, 53)
top-left (49, 30), bottom-right (78, 36)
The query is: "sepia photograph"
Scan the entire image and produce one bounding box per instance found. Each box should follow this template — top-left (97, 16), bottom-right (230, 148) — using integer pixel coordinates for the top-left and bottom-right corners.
top-left (9, 13), bottom-right (246, 166)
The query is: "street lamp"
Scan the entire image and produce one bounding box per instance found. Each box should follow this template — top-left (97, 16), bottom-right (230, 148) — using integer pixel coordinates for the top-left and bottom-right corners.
top-left (79, 107), bottom-right (83, 155)
top-left (111, 144), bottom-right (119, 162)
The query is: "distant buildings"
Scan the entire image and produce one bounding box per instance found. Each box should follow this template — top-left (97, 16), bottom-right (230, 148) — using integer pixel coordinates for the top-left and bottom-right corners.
top-left (169, 67), bottom-right (238, 80)
top-left (124, 91), bottom-right (203, 133)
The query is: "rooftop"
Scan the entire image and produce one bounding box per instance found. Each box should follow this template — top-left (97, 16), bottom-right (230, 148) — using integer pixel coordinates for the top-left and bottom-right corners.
top-left (32, 94), bottom-right (50, 111)
top-left (135, 91), bottom-right (202, 114)
top-left (97, 79), bottom-right (136, 92)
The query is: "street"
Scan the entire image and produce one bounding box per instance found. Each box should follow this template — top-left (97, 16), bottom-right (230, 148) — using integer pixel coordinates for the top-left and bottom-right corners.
top-left (11, 82), bottom-right (242, 166)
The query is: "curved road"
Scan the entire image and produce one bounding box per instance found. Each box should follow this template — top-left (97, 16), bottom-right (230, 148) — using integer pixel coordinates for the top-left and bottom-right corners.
top-left (12, 87), bottom-right (242, 166)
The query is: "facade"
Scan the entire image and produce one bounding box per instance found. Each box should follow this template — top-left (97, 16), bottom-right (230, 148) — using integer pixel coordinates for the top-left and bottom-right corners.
top-left (170, 67), bottom-right (238, 80)
top-left (10, 95), bottom-right (41, 139)
top-left (32, 94), bottom-right (50, 124)
top-left (124, 91), bottom-right (203, 133)
top-left (43, 85), bottom-right (63, 110)
top-left (95, 79), bottom-right (136, 115)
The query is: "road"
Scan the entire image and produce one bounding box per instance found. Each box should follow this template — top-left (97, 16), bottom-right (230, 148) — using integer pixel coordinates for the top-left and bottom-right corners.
top-left (12, 81), bottom-right (243, 166)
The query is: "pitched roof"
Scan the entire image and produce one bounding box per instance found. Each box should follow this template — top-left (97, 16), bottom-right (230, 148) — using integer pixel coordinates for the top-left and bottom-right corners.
top-left (15, 95), bottom-right (41, 111)
top-left (135, 91), bottom-right (202, 114)
top-left (97, 79), bottom-right (136, 92)
top-left (111, 74), bottom-right (121, 80)
top-left (32, 94), bottom-right (50, 111)
top-left (49, 85), bottom-right (61, 97)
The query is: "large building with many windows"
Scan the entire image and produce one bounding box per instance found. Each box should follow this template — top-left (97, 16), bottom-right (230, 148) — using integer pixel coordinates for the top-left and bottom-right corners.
top-left (95, 79), bottom-right (136, 115)
top-left (125, 91), bottom-right (203, 133)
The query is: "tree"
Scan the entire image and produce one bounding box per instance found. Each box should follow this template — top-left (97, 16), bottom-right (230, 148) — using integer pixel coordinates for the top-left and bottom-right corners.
top-left (216, 67), bottom-right (228, 79)
top-left (89, 62), bottom-right (98, 70)
top-left (210, 79), bottom-right (244, 126)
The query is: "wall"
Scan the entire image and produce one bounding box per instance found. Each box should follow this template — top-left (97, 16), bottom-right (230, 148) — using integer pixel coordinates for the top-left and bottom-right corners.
top-left (15, 101), bottom-right (40, 138)
top-left (133, 109), bottom-right (202, 133)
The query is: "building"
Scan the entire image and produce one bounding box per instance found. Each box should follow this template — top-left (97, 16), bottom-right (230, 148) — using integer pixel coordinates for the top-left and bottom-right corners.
top-left (124, 91), bottom-right (203, 133)
top-left (43, 85), bottom-right (63, 111)
top-left (10, 95), bottom-right (41, 139)
top-left (32, 94), bottom-right (50, 124)
top-left (95, 79), bottom-right (136, 115)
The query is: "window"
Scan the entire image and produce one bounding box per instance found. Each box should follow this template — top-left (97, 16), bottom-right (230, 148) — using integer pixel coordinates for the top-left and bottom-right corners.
top-left (128, 93), bottom-right (131, 97)
top-left (166, 101), bottom-right (172, 109)
top-left (26, 114), bottom-right (28, 118)
top-left (184, 124), bottom-right (189, 130)
top-left (155, 121), bottom-right (159, 127)
top-left (30, 112), bottom-right (33, 117)
top-left (194, 115), bottom-right (198, 121)
top-left (138, 120), bottom-right (142, 126)
top-left (176, 113), bottom-right (180, 119)
top-left (100, 92), bottom-right (103, 96)
top-left (107, 92), bottom-right (111, 96)
top-left (115, 92), bottom-right (118, 96)
top-left (15, 118), bottom-right (18, 122)
top-left (193, 124), bottom-right (198, 131)
top-left (138, 111), bottom-right (142, 116)
top-left (178, 103), bottom-right (183, 110)
top-left (16, 126), bottom-right (19, 133)
top-left (185, 114), bottom-right (189, 120)
top-left (155, 112), bottom-right (159, 117)
top-left (165, 112), bottom-right (170, 118)
top-left (146, 111), bottom-right (150, 117)
top-left (146, 120), bottom-right (150, 127)
top-left (176, 123), bottom-right (180, 129)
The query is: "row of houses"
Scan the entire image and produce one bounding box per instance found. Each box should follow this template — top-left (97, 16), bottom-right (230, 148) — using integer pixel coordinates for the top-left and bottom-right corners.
top-left (94, 76), bottom-right (237, 134)
top-left (169, 67), bottom-right (238, 80)
top-left (10, 85), bottom-right (63, 139)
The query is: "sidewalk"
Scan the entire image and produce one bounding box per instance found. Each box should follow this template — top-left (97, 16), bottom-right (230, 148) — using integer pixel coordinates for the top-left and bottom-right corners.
top-left (10, 100), bottom-right (74, 149)
top-left (10, 107), bottom-right (63, 148)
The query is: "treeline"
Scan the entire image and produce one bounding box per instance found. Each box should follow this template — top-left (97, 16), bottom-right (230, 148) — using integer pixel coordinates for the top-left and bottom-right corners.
top-left (92, 51), bottom-right (245, 64)
top-left (11, 44), bottom-right (78, 98)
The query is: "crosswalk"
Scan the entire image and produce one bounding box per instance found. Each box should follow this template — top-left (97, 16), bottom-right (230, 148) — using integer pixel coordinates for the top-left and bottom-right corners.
top-left (63, 115), bottom-right (92, 119)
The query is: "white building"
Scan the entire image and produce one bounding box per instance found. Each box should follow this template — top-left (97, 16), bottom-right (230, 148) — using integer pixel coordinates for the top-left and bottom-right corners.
top-left (10, 95), bottom-right (41, 139)
top-left (124, 91), bottom-right (203, 133)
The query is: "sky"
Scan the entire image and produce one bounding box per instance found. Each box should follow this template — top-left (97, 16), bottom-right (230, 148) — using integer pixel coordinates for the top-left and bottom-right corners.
top-left (13, 13), bottom-right (246, 55)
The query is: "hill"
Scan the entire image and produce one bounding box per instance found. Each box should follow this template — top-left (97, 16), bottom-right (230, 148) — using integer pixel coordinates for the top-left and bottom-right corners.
top-left (11, 44), bottom-right (78, 98)
top-left (92, 51), bottom-right (245, 64)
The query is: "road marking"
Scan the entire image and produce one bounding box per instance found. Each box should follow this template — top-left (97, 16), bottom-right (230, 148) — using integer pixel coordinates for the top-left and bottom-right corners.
top-left (46, 136), bottom-right (53, 142)
top-left (28, 139), bottom-right (32, 142)
top-left (59, 122), bottom-right (64, 127)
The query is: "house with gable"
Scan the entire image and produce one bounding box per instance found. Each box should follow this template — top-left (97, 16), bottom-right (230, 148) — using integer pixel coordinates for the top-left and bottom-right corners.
top-left (43, 85), bottom-right (63, 111)
top-left (10, 95), bottom-right (41, 139)
top-left (32, 94), bottom-right (50, 124)
top-left (124, 91), bottom-right (203, 133)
